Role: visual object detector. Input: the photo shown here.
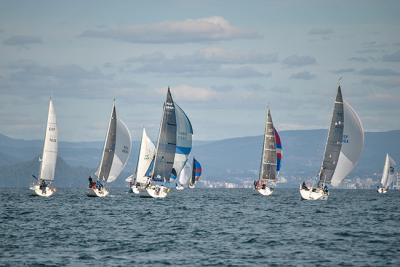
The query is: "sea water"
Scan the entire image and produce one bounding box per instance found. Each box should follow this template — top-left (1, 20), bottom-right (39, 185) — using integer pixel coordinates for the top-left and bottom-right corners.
top-left (1, 188), bottom-right (400, 266)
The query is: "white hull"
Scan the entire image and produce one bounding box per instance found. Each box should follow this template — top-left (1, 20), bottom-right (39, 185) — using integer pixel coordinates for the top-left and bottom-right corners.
top-left (377, 187), bottom-right (388, 194)
top-left (188, 185), bottom-right (195, 189)
top-left (299, 185), bottom-right (329, 200)
top-left (87, 187), bottom-right (109, 197)
top-left (30, 184), bottom-right (56, 197)
top-left (146, 185), bottom-right (170, 199)
top-left (176, 184), bottom-right (184, 191)
top-left (256, 186), bottom-right (273, 196)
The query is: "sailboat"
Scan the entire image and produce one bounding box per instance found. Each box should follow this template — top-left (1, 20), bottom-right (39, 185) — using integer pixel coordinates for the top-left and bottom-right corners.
top-left (176, 160), bottom-right (191, 190)
top-left (30, 98), bottom-right (58, 197)
top-left (145, 88), bottom-right (193, 198)
top-left (255, 109), bottom-right (283, 196)
top-left (126, 128), bottom-right (155, 195)
top-left (87, 101), bottom-right (132, 197)
top-left (300, 85), bottom-right (364, 200)
top-left (188, 158), bottom-right (202, 189)
top-left (377, 154), bottom-right (396, 193)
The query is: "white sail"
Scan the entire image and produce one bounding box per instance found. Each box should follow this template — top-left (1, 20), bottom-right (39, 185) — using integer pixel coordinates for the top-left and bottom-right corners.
top-left (331, 101), bottom-right (364, 187)
top-left (380, 154), bottom-right (396, 188)
top-left (107, 118), bottom-right (132, 183)
top-left (135, 128), bottom-right (155, 184)
top-left (39, 99), bottom-right (58, 181)
top-left (178, 160), bottom-right (192, 186)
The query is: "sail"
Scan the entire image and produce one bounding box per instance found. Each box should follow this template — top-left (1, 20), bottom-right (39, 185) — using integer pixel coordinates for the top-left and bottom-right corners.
top-left (135, 128), bottom-right (155, 184)
top-left (318, 87), bottom-right (344, 186)
top-left (189, 158), bottom-right (202, 187)
top-left (152, 88), bottom-right (177, 182)
top-left (259, 109), bottom-right (277, 182)
top-left (172, 103), bottom-right (193, 178)
top-left (178, 160), bottom-right (191, 186)
top-left (107, 118), bottom-right (132, 182)
top-left (96, 103), bottom-right (132, 183)
top-left (39, 99), bottom-right (58, 181)
top-left (274, 128), bottom-right (283, 172)
top-left (331, 100), bottom-right (364, 187)
top-left (379, 154), bottom-right (396, 189)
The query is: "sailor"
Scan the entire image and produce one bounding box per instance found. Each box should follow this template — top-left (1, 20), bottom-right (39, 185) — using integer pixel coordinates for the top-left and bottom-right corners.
top-left (40, 180), bottom-right (47, 193)
top-left (302, 182), bottom-right (308, 190)
top-left (323, 185), bottom-right (328, 193)
top-left (254, 180), bottom-right (257, 189)
top-left (96, 180), bottom-right (103, 191)
top-left (88, 176), bottom-right (94, 188)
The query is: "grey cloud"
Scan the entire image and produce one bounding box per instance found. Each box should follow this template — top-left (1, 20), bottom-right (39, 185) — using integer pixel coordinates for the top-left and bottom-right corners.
top-left (359, 68), bottom-right (399, 76)
top-left (282, 55), bottom-right (316, 67)
top-left (332, 68), bottom-right (355, 74)
top-left (348, 57), bottom-right (369, 62)
top-left (362, 79), bottom-right (400, 89)
top-left (382, 50), bottom-right (400, 62)
top-left (290, 71), bottom-right (316, 80)
top-left (80, 16), bottom-right (261, 44)
top-left (3, 35), bottom-right (42, 47)
top-left (308, 28), bottom-right (334, 35)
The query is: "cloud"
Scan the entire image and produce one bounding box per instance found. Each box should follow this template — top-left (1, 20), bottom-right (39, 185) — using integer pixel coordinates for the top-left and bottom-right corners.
top-left (290, 71), bottom-right (316, 80)
top-left (382, 50), bottom-right (400, 62)
top-left (125, 48), bottom-right (273, 78)
top-left (158, 85), bottom-right (218, 102)
top-left (308, 28), bottom-right (334, 35)
top-left (348, 57), bottom-right (369, 62)
top-left (80, 16), bottom-right (261, 44)
top-left (3, 35), bottom-right (42, 47)
top-left (359, 68), bottom-right (399, 76)
top-left (332, 68), bottom-right (355, 74)
top-left (282, 55), bottom-right (316, 67)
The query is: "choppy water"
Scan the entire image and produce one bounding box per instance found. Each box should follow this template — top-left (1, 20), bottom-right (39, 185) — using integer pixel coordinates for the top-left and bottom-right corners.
top-left (1, 188), bottom-right (400, 266)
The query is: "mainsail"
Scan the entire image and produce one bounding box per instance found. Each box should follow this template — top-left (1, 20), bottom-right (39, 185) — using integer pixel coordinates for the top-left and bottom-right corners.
top-left (189, 158), bottom-right (202, 187)
top-left (331, 100), bottom-right (364, 186)
top-left (135, 128), bottom-right (155, 184)
top-left (318, 87), bottom-right (344, 186)
top-left (259, 109), bottom-right (277, 182)
top-left (96, 102), bottom-right (132, 183)
top-left (152, 88), bottom-right (177, 182)
top-left (380, 154), bottom-right (396, 189)
top-left (39, 99), bottom-right (58, 181)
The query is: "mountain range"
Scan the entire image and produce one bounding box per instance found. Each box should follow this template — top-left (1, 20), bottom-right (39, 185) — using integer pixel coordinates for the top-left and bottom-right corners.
top-left (0, 130), bottom-right (399, 187)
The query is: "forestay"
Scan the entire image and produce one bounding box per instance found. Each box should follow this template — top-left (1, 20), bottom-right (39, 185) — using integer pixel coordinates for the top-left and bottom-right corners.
top-left (39, 99), bottom-right (58, 181)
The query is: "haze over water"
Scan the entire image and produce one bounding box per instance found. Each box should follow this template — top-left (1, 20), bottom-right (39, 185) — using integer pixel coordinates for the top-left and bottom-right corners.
top-left (1, 188), bottom-right (399, 266)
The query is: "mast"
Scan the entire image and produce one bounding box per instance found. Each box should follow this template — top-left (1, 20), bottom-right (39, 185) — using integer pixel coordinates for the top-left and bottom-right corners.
top-left (318, 86), bottom-right (344, 187)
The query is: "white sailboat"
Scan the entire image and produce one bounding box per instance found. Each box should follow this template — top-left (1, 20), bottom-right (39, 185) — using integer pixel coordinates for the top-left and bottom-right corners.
top-left (87, 101), bottom-right (132, 197)
top-left (300, 85), bottom-right (364, 200)
top-left (377, 154), bottom-right (396, 194)
top-left (30, 98), bottom-right (58, 197)
top-left (145, 88), bottom-right (193, 198)
top-left (255, 109), bottom-right (282, 196)
top-left (126, 128), bottom-right (155, 195)
top-left (176, 159), bottom-right (191, 190)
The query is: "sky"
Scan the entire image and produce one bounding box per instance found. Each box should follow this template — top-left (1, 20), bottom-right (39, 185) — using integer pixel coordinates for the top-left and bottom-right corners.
top-left (0, 0), bottom-right (399, 142)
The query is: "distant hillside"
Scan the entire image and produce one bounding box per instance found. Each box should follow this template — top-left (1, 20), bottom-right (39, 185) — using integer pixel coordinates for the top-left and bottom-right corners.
top-left (0, 130), bottom-right (399, 187)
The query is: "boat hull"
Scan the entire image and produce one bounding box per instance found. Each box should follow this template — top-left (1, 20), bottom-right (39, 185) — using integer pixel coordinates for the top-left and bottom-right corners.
top-left (299, 185), bottom-right (328, 200)
top-left (176, 184), bottom-right (184, 191)
top-left (87, 187), bottom-right (109, 197)
top-left (146, 185), bottom-right (170, 198)
top-left (30, 185), bottom-right (56, 197)
top-left (256, 186), bottom-right (273, 196)
top-left (377, 187), bottom-right (388, 194)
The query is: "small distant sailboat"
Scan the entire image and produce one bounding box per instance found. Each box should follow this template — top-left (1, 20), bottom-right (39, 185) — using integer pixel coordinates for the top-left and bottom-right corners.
top-left (300, 85), bottom-right (364, 200)
top-left (188, 158), bottom-right (202, 189)
top-left (145, 88), bottom-right (193, 198)
top-left (126, 128), bottom-right (155, 195)
top-left (30, 98), bottom-right (58, 197)
top-left (87, 101), bottom-right (132, 197)
top-left (254, 109), bottom-right (282, 196)
top-left (377, 154), bottom-right (396, 194)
